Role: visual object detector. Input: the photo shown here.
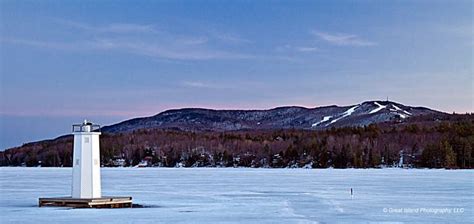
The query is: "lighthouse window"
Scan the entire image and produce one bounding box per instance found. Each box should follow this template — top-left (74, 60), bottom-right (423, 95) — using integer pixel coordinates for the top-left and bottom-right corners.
top-left (84, 137), bottom-right (90, 143)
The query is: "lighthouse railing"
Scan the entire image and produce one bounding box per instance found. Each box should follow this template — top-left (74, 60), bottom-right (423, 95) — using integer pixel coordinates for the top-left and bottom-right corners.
top-left (72, 124), bottom-right (101, 132)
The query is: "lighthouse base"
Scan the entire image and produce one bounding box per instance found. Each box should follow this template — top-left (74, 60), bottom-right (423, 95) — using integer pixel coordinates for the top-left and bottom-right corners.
top-left (39, 196), bottom-right (132, 208)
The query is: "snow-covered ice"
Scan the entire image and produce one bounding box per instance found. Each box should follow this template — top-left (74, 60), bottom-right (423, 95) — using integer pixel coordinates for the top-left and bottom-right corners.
top-left (0, 168), bottom-right (472, 223)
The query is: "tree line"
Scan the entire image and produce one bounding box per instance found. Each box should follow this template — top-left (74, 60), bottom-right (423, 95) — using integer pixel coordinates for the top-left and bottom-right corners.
top-left (1, 114), bottom-right (472, 169)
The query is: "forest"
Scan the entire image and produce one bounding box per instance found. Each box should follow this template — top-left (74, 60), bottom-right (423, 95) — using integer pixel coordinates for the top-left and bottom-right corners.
top-left (1, 114), bottom-right (473, 169)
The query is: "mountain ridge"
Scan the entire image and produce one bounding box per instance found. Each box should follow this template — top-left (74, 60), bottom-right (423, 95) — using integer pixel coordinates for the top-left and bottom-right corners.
top-left (2, 100), bottom-right (445, 151)
top-left (101, 100), bottom-right (442, 133)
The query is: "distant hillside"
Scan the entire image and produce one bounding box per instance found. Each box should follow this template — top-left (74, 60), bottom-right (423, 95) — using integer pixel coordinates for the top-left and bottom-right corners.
top-left (102, 100), bottom-right (441, 133)
top-left (1, 113), bottom-right (472, 169)
top-left (2, 100), bottom-right (472, 169)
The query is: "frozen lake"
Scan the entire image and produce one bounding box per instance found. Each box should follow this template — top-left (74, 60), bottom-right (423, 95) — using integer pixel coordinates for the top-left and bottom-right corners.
top-left (0, 168), bottom-right (472, 223)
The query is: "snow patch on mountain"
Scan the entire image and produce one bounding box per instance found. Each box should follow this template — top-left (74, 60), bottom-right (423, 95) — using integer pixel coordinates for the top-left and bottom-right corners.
top-left (311, 116), bottom-right (332, 127)
top-left (392, 104), bottom-right (402, 111)
top-left (393, 105), bottom-right (412, 115)
top-left (344, 105), bottom-right (359, 116)
top-left (398, 113), bottom-right (408, 119)
top-left (369, 102), bottom-right (386, 114)
top-left (330, 105), bottom-right (359, 124)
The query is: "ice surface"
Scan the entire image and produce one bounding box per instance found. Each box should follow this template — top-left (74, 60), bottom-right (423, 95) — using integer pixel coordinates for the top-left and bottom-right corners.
top-left (0, 168), bottom-right (472, 224)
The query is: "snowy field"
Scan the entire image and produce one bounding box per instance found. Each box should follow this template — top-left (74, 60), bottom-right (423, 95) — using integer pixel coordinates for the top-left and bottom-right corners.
top-left (0, 168), bottom-right (472, 224)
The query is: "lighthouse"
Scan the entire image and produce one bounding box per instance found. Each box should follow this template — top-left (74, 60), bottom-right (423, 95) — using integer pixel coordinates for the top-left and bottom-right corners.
top-left (71, 120), bottom-right (102, 198)
top-left (38, 121), bottom-right (132, 208)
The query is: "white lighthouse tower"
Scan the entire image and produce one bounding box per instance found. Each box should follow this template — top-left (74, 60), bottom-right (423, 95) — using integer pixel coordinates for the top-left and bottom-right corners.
top-left (71, 120), bottom-right (102, 198)
top-left (39, 120), bottom-right (132, 208)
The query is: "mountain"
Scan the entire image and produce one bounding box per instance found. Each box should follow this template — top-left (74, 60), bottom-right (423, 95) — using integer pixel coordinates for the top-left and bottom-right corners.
top-left (3, 100), bottom-right (470, 169)
top-left (102, 101), bottom-right (442, 133)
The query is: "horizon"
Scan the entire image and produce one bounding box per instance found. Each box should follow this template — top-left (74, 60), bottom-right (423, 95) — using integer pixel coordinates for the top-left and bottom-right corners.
top-left (1, 0), bottom-right (473, 149)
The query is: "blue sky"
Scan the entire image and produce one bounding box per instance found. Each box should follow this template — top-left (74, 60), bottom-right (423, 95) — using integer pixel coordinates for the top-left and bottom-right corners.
top-left (0, 0), bottom-right (472, 149)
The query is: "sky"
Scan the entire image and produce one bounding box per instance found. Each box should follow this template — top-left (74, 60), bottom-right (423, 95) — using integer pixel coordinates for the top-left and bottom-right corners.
top-left (0, 0), bottom-right (472, 149)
